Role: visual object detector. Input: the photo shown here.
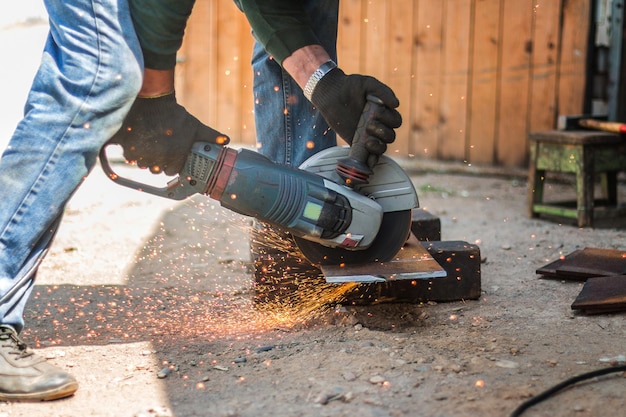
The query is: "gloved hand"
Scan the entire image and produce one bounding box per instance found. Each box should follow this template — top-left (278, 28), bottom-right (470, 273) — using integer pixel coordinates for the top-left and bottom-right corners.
top-left (310, 67), bottom-right (402, 157)
top-left (109, 93), bottom-right (229, 175)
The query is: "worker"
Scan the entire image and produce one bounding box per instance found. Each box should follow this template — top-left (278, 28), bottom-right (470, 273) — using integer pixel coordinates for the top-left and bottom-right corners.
top-left (110, 0), bottom-right (403, 264)
top-left (0, 0), bottom-right (401, 401)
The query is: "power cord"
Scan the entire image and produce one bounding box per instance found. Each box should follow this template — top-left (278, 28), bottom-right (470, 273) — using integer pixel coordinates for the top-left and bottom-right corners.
top-left (510, 365), bottom-right (626, 417)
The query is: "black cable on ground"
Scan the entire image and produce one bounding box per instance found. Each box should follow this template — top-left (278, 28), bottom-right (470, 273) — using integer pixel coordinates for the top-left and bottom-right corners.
top-left (510, 364), bottom-right (626, 417)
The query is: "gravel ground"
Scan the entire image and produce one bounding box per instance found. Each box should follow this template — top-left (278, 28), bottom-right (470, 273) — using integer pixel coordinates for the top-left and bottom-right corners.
top-left (1, 159), bottom-right (625, 417)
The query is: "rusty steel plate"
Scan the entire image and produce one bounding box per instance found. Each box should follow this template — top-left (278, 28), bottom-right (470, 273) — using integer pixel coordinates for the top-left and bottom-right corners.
top-left (321, 234), bottom-right (447, 284)
top-left (571, 274), bottom-right (626, 314)
top-left (537, 247), bottom-right (626, 281)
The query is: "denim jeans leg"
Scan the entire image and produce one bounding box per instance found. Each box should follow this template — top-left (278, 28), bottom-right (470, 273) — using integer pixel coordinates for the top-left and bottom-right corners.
top-left (0, 0), bottom-right (143, 332)
top-left (251, 0), bottom-right (340, 167)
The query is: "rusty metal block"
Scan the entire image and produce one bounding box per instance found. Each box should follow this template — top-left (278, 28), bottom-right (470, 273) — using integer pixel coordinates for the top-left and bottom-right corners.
top-left (253, 240), bottom-right (483, 306)
top-left (342, 240), bottom-right (482, 305)
top-left (411, 208), bottom-right (441, 241)
top-left (252, 210), bottom-right (479, 306)
top-left (399, 240), bottom-right (481, 302)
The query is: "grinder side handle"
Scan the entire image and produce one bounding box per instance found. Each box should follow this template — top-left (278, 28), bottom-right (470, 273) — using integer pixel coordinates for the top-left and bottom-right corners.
top-left (336, 95), bottom-right (384, 187)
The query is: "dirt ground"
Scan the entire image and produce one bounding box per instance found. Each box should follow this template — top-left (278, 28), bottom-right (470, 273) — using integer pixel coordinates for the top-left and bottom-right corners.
top-left (1, 157), bottom-right (626, 417)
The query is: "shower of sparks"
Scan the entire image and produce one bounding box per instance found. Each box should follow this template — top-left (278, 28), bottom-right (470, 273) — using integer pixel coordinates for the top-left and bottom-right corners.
top-left (26, 205), bottom-right (363, 346)
top-left (249, 224), bottom-right (360, 327)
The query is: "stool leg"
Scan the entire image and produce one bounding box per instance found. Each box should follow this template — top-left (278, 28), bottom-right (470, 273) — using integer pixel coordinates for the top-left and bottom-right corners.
top-left (577, 147), bottom-right (594, 227)
top-left (601, 171), bottom-right (618, 205)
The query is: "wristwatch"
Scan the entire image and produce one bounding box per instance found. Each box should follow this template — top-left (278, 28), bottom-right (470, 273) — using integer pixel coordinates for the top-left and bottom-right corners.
top-left (303, 60), bottom-right (337, 100)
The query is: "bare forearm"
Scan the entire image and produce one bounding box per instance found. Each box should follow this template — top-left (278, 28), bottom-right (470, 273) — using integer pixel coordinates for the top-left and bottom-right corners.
top-left (282, 45), bottom-right (332, 90)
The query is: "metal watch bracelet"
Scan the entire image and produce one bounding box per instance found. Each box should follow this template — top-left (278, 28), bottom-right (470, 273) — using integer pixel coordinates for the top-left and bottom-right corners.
top-left (303, 60), bottom-right (337, 100)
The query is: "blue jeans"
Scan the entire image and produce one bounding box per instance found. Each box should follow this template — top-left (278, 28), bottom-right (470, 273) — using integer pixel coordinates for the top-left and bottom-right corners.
top-left (0, 0), bottom-right (142, 332)
top-left (245, 0), bottom-right (339, 166)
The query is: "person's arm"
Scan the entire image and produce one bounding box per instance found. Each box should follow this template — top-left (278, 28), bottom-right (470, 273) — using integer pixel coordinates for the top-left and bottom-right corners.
top-left (281, 45), bottom-right (331, 90)
top-left (110, 0), bottom-right (229, 176)
top-left (237, 0), bottom-right (320, 66)
top-left (129, 0), bottom-right (195, 70)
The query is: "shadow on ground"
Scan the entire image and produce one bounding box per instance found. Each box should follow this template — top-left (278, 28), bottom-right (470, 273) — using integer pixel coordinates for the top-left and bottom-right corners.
top-left (22, 196), bottom-right (438, 415)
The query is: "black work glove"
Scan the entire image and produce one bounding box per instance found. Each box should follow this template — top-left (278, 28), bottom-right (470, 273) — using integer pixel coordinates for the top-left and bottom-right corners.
top-left (109, 93), bottom-right (230, 176)
top-left (310, 67), bottom-right (402, 156)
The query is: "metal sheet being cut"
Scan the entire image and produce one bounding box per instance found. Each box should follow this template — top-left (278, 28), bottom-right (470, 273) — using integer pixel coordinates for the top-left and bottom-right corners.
top-left (321, 235), bottom-right (447, 284)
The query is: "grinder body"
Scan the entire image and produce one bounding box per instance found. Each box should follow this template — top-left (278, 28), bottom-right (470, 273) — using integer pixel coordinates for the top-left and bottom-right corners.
top-left (100, 142), bottom-right (383, 251)
top-left (179, 143), bottom-right (383, 249)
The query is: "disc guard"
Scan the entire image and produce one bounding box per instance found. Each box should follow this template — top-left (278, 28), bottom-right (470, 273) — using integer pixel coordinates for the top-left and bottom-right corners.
top-left (295, 147), bottom-right (417, 266)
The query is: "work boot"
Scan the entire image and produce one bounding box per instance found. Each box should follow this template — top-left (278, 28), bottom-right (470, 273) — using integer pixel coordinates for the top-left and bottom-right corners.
top-left (0, 325), bottom-right (78, 401)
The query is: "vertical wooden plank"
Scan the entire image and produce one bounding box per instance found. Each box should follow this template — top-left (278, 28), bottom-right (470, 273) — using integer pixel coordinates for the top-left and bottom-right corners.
top-left (207, 0), bottom-right (219, 125)
top-left (362, 1), bottom-right (388, 77)
top-left (215, 1), bottom-right (244, 139)
top-left (410, 0), bottom-right (444, 160)
top-left (467, 0), bottom-right (500, 165)
top-left (495, 0), bottom-right (533, 166)
top-left (557, 0), bottom-right (590, 116)
top-left (237, 15), bottom-right (256, 146)
top-left (337, 0), bottom-right (363, 74)
top-left (385, 0), bottom-right (415, 157)
top-left (179, 0), bottom-right (256, 145)
top-left (336, 0), bottom-right (364, 146)
top-left (177, 0), bottom-right (216, 126)
top-left (439, 0), bottom-right (472, 161)
top-left (529, 1), bottom-right (561, 133)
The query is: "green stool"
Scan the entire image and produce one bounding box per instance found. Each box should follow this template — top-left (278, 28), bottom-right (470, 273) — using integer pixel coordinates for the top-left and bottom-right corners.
top-left (527, 130), bottom-right (626, 227)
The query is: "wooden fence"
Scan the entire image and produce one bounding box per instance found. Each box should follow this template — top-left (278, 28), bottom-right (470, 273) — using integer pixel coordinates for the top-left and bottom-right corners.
top-left (177, 0), bottom-right (591, 168)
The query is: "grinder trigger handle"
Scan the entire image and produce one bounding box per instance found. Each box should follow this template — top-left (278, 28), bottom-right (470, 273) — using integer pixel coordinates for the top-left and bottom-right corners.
top-left (98, 142), bottom-right (192, 201)
top-left (336, 95), bottom-right (384, 187)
